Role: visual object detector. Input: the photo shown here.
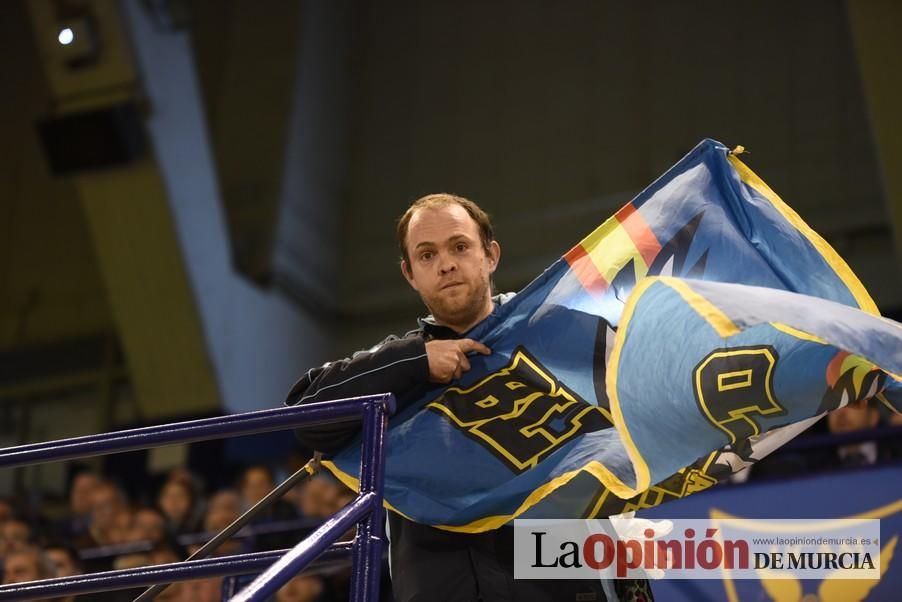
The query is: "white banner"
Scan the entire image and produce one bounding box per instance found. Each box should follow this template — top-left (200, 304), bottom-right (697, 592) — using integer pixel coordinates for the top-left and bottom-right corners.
top-left (513, 517), bottom-right (881, 580)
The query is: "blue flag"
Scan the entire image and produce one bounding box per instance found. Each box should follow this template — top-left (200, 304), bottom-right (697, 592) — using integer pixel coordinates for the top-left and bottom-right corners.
top-left (323, 139), bottom-right (901, 531)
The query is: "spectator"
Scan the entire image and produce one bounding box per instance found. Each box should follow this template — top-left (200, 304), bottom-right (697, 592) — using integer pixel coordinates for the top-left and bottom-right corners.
top-left (199, 490), bottom-right (242, 557)
top-left (110, 545), bottom-right (185, 601)
top-left (240, 466), bottom-right (275, 508)
top-left (0, 518), bottom-right (32, 557)
top-left (297, 476), bottom-right (340, 521)
top-left (240, 466), bottom-right (298, 517)
top-left (45, 544), bottom-right (81, 578)
top-left (112, 553), bottom-right (150, 571)
top-left (147, 547), bottom-right (188, 602)
top-left (65, 471), bottom-right (100, 539)
top-left (828, 399), bottom-right (881, 467)
top-left (239, 466), bottom-right (298, 551)
top-left (205, 490), bottom-right (241, 525)
top-left (127, 507), bottom-right (167, 545)
top-left (148, 545), bottom-right (181, 566)
top-left (165, 466), bottom-right (201, 492)
top-left (77, 481), bottom-right (129, 548)
top-left (158, 479), bottom-right (198, 537)
top-left (185, 576), bottom-right (223, 602)
top-left (45, 545), bottom-right (81, 602)
top-left (2, 545), bottom-right (54, 584)
top-left (282, 454), bottom-right (313, 509)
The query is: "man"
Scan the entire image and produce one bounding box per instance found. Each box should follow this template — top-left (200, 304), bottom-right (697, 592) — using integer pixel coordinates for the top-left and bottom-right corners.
top-left (287, 194), bottom-right (649, 601)
top-left (44, 545), bottom-right (81, 602)
top-left (2, 545), bottom-right (55, 585)
top-left (75, 480), bottom-right (129, 549)
top-left (126, 507), bottom-right (167, 545)
top-left (0, 517), bottom-right (31, 558)
top-left (238, 465), bottom-right (299, 551)
top-left (64, 470), bottom-right (100, 539)
top-left (827, 399), bottom-right (881, 467)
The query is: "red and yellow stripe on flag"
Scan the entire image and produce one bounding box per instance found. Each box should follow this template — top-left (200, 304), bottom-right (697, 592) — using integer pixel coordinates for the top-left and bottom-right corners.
top-left (563, 202), bottom-right (662, 296)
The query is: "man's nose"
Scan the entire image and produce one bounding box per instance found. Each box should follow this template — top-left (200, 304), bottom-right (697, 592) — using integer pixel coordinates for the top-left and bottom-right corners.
top-left (438, 255), bottom-right (457, 274)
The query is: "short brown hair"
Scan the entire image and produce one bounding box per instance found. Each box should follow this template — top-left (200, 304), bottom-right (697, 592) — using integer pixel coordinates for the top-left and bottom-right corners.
top-left (397, 193), bottom-right (494, 264)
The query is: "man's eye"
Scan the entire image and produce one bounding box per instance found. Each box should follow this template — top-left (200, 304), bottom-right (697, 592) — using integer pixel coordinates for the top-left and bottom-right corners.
top-left (420, 252), bottom-right (433, 261)
top-left (455, 243), bottom-right (468, 252)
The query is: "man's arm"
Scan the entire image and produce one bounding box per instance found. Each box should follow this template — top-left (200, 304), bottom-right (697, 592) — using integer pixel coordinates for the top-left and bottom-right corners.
top-left (286, 334), bottom-right (429, 455)
top-left (287, 335), bottom-right (491, 454)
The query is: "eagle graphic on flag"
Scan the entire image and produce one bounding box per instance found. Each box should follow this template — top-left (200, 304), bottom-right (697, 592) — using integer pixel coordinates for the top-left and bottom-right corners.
top-left (710, 504), bottom-right (901, 602)
top-left (323, 138), bottom-right (902, 531)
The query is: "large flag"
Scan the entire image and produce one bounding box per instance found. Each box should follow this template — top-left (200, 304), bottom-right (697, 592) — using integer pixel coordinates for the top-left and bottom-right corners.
top-left (323, 139), bottom-right (901, 531)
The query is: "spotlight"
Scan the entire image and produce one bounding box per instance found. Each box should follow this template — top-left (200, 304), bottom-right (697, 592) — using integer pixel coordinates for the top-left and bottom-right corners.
top-left (57, 27), bottom-right (74, 45)
top-left (53, 16), bottom-right (100, 69)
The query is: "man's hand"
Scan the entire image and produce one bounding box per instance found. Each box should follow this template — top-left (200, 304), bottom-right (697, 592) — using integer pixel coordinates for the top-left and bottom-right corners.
top-left (425, 339), bottom-right (491, 383)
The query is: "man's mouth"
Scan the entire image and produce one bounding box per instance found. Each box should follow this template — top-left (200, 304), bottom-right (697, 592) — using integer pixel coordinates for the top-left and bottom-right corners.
top-left (441, 282), bottom-right (464, 290)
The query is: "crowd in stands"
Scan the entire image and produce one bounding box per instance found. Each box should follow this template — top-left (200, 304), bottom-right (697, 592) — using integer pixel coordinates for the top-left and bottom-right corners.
top-left (731, 398), bottom-right (902, 482)
top-left (0, 459), bottom-right (359, 601)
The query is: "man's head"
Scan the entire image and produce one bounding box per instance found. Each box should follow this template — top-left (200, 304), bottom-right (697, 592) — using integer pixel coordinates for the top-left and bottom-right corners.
top-left (398, 194), bottom-right (501, 333)
top-left (69, 471), bottom-right (100, 517)
top-left (2, 546), bottom-right (54, 584)
top-left (202, 490), bottom-right (242, 557)
top-left (45, 545), bottom-right (81, 578)
top-left (89, 481), bottom-right (128, 544)
top-left (828, 399), bottom-right (879, 434)
top-left (298, 475), bottom-right (340, 519)
top-left (128, 508), bottom-right (166, 544)
top-left (157, 479), bottom-right (193, 526)
top-left (240, 465), bottom-right (275, 507)
top-left (0, 518), bottom-right (32, 557)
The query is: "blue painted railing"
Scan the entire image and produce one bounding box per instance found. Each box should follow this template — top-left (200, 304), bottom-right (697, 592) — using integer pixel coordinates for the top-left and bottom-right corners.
top-left (0, 394), bottom-right (394, 602)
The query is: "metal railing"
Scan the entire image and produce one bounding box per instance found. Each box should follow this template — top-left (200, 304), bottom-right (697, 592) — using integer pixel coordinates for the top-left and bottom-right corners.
top-left (0, 394), bottom-right (394, 602)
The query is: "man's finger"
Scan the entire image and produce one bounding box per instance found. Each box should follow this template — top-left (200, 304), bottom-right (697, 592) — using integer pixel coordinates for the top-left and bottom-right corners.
top-left (458, 351), bottom-right (471, 373)
top-left (458, 339), bottom-right (491, 356)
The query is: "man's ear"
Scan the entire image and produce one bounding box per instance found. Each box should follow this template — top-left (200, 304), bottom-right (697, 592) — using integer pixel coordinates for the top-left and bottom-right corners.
top-left (487, 240), bottom-right (501, 273)
top-left (400, 259), bottom-right (417, 290)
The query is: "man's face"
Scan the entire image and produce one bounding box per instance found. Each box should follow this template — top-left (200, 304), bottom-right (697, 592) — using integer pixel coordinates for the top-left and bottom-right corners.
top-left (91, 485), bottom-right (121, 532)
top-left (2, 520), bottom-right (30, 546)
top-left (402, 204), bottom-right (500, 332)
top-left (299, 477), bottom-right (339, 519)
top-left (241, 468), bottom-right (273, 506)
top-left (129, 509), bottom-right (165, 543)
top-left (2, 551), bottom-right (42, 584)
top-left (46, 548), bottom-right (80, 578)
top-left (158, 481), bottom-right (192, 522)
top-left (70, 472), bottom-right (99, 516)
top-left (827, 400), bottom-right (878, 434)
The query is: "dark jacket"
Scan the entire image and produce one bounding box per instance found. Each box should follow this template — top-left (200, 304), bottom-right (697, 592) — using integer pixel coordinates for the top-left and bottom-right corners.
top-left (286, 302), bottom-right (615, 602)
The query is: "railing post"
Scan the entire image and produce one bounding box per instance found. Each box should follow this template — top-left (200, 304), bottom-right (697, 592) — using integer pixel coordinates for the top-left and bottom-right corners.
top-left (350, 396), bottom-right (390, 602)
top-left (229, 393), bottom-right (394, 602)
